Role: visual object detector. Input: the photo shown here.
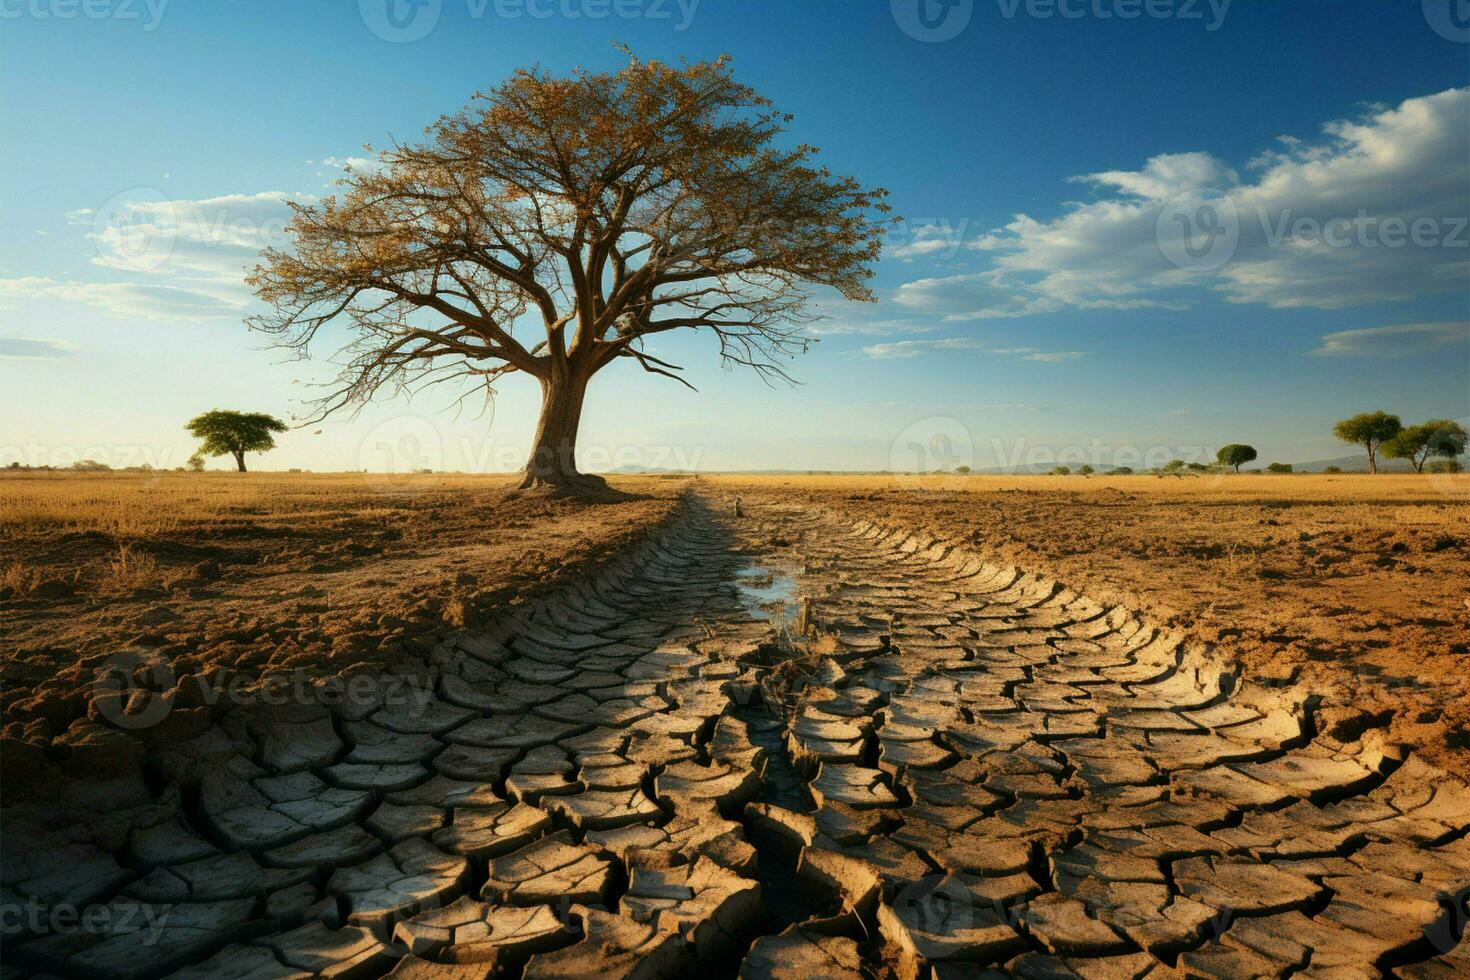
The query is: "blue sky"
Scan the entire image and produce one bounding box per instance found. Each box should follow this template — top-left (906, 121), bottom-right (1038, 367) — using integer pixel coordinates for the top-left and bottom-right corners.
top-left (2, 0), bottom-right (1467, 472)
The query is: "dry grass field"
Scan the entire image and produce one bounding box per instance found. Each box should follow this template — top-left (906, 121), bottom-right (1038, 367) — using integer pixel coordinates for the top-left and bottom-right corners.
top-left (711, 472), bottom-right (1470, 776)
top-left (0, 471), bottom-right (683, 744)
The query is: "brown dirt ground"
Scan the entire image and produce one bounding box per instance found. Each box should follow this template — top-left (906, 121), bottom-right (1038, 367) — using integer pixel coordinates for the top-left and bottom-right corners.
top-left (5, 470), bottom-right (1467, 779)
top-left (709, 473), bottom-right (1470, 778)
top-left (0, 471), bottom-right (683, 746)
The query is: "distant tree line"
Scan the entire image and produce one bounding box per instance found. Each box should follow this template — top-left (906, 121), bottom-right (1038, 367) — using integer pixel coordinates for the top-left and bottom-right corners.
top-left (1334, 412), bottom-right (1466, 474)
top-left (943, 413), bottom-right (1466, 478)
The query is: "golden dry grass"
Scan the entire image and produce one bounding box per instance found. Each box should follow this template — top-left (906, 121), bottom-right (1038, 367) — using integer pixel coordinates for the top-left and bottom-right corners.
top-left (0, 470), bottom-right (523, 539)
top-left (708, 470), bottom-right (1470, 503)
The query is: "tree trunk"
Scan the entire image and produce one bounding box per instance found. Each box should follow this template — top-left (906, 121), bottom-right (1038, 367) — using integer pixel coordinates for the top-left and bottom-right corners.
top-left (234, 450), bottom-right (247, 473)
top-left (518, 368), bottom-right (592, 492)
top-left (1367, 445), bottom-right (1377, 474)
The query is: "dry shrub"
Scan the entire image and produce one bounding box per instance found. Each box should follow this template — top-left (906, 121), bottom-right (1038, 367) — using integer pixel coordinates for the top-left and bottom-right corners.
top-left (442, 594), bottom-right (470, 628)
top-left (101, 544), bottom-right (160, 593)
top-left (1, 560), bottom-right (43, 596)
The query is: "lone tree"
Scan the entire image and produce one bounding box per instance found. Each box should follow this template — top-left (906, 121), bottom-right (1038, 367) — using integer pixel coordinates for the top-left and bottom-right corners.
top-left (1383, 419), bottom-right (1468, 473)
top-left (1216, 443), bottom-right (1257, 473)
top-left (249, 54), bottom-right (890, 494)
top-left (186, 410), bottom-right (287, 472)
top-left (1332, 411), bottom-right (1401, 474)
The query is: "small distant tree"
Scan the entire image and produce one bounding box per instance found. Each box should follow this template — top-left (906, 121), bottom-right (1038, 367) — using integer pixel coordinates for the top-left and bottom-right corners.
top-left (1050, 465), bottom-right (1071, 475)
top-left (186, 410), bottom-right (287, 472)
top-left (1216, 443), bottom-right (1257, 473)
top-left (1113, 466), bottom-right (1134, 475)
top-left (1324, 465), bottom-right (1342, 474)
top-left (1382, 419), bottom-right (1468, 473)
top-left (186, 452), bottom-right (206, 472)
top-left (1333, 411), bottom-right (1401, 474)
top-left (955, 465), bottom-right (972, 475)
top-left (1266, 462), bottom-right (1293, 473)
top-left (1078, 464), bottom-right (1095, 475)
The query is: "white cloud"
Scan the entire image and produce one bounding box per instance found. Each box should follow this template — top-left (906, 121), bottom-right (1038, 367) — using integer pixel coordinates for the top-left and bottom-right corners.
top-left (859, 337), bottom-right (1091, 362)
top-left (0, 277), bottom-right (245, 321)
top-left (0, 337), bottom-right (77, 359)
top-left (319, 155), bottom-right (381, 171)
top-left (1080, 152), bottom-right (1238, 201)
top-left (896, 88), bottom-right (1470, 319)
top-left (808, 316), bottom-right (938, 338)
top-left (861, 337), bottom-right (988, 359)
top-left (803, 294), bottom-right (941, 336)
top-left (25, 190), bottom-right (312, 321)
top-left (1308, 321), bottom-right (1469, 358)
top-left (1022, 351), bottom-right (1089, 363)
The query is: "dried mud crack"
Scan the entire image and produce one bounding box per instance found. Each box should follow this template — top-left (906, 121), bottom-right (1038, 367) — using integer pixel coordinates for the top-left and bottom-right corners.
top-left (3, 492), bottom-right (1468, 978)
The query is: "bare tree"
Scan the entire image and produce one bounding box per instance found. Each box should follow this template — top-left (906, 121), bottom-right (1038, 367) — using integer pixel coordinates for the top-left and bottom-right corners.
top-left (249, 53), bottom-right (890, 493)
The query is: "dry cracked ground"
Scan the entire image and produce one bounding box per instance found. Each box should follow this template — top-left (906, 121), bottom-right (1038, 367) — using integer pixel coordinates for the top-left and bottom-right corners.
top-left (3, 491), bottom-right (1468, 978)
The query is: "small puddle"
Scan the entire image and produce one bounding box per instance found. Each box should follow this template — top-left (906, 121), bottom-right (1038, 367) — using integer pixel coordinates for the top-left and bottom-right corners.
top-left (735, 564), bottom-right (817, 655)
top-left (735, 564), bottom-right (800, 623)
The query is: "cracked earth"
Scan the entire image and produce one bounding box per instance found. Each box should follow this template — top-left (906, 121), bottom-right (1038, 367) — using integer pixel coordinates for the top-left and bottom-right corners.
top-left (3, 492), bottom-right (1468, 978)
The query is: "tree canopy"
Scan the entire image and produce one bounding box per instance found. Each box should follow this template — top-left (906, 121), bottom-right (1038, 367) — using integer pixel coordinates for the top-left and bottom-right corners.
top-left (186, 410), bottom-right (287, 472)
top-left (1332, 411), bottom-right (1401, 474)
top-left (249, 53), bottom-right (891, 492)
top-left (1382, 419), bottom-right (1468, 472)
top-left (1216, 443), bottom-right (1257, 472)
